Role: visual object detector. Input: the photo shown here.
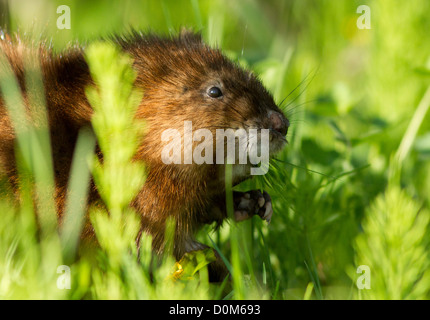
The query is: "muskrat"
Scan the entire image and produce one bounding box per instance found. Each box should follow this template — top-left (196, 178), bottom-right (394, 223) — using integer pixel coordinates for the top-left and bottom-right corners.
top-left (0, 30), bottom-right (289, 281)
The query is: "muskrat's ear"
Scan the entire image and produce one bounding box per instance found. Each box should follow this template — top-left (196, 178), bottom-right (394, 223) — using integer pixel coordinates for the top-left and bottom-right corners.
top-left (179, 28), bottom-right (203, 45)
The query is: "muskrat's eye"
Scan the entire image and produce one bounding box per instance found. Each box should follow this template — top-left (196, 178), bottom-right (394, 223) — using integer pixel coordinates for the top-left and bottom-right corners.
top-left (207, 86), bottom-right (223, 98)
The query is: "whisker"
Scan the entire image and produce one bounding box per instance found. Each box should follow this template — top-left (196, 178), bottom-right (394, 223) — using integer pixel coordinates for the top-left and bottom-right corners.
top-left (278, 71), bottom-right (313, 106)
top-left (273, 158), bottom-right (336, 179)
top-left (282, 69), bottom-right (319, 111)
top-left (285, 98), bottom-right (318, 111)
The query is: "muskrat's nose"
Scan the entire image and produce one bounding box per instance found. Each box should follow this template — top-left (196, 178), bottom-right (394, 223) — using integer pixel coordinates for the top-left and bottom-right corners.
top-left (269, 111), bottom-right (289, 136)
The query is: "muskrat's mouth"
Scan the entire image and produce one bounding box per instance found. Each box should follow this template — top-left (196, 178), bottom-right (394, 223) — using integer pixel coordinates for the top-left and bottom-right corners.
top-left (268, 129), bottom-right (288, 155)
top-left (269, 128), bottom-right (288, 143)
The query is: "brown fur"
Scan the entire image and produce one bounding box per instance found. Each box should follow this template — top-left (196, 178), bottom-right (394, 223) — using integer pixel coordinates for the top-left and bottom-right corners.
top-left (0, 30), bottom-right (289, 281)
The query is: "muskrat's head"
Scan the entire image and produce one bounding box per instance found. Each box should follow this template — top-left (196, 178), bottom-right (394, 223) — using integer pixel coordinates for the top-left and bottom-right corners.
top-left (121, 31), bottom-right (289, 179)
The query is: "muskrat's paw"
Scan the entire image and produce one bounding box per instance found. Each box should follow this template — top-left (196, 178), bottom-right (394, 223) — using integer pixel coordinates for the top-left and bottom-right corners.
top-left (233, 190), bottom-right (273, 223)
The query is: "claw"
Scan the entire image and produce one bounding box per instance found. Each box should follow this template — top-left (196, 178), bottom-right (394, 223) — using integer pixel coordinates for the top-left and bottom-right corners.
top-left (257, 196), bottom-right (265, 208)
top-left (232, 190), bottom-right (273, 223)
top-left (257, 191), bottom-right (272, 223)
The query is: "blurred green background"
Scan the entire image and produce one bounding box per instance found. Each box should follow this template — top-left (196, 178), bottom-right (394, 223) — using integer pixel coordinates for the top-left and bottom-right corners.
top-left (1, 0), bottom-right (430, 299)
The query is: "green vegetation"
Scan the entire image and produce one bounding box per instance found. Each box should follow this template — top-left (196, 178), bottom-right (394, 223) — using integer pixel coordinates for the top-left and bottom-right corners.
top-left (1, 0), bottom-right (430, 299)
